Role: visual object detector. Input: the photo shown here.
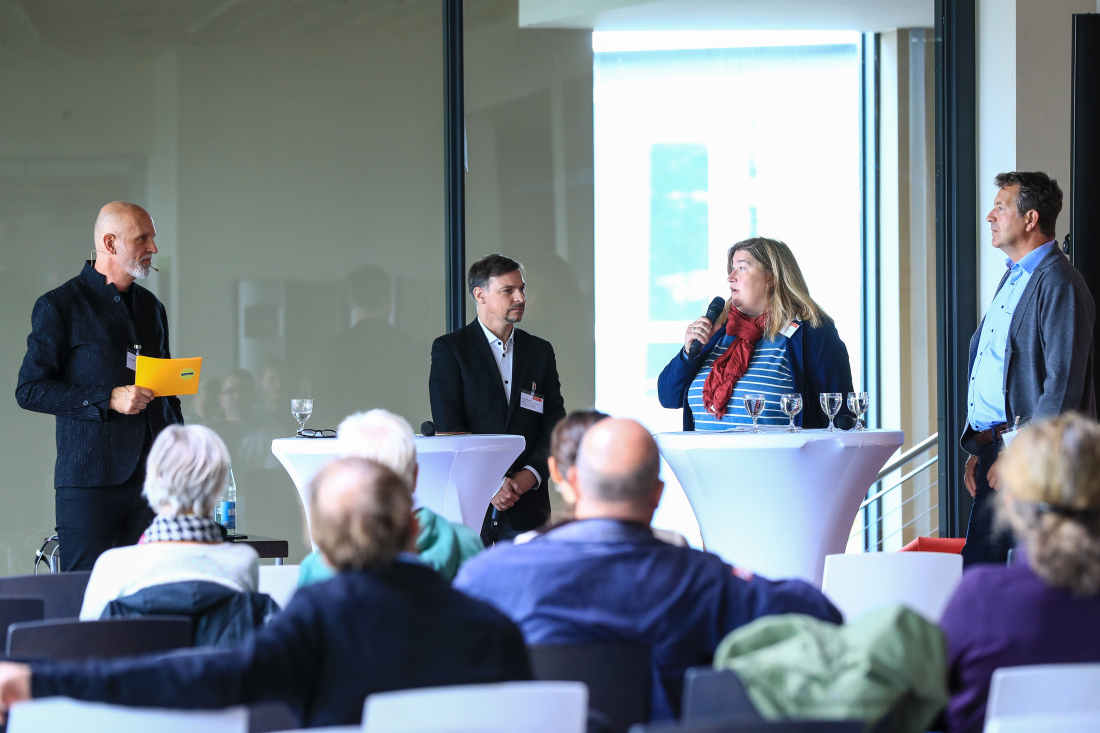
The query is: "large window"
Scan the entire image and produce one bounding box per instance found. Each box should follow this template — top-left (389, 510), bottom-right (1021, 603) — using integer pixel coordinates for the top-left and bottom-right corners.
top-left (593, 32), bottom-right (864, 544)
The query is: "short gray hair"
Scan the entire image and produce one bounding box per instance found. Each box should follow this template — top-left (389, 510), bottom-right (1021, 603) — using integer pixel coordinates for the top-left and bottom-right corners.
top-left (143, 424), bottom-right (230, 517)
top-left (336, 409), bottom-right (416, 490)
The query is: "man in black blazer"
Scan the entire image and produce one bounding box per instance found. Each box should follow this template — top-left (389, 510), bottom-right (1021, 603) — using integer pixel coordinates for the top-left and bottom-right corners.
top-left (430, 254), bottom-right (567, 543)
top-left (16, 202), bottom-right (183, 571)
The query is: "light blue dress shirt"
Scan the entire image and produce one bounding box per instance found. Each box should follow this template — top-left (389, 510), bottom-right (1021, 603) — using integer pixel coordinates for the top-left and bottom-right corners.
top-left (968, 240), bottom-right (1056, 430)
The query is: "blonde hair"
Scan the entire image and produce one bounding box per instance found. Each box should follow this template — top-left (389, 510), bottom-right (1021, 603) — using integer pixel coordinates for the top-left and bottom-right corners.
top-left (719, 237), bottom-right (828, 340)
top-left (998, 413), bottom-right (1100, 595)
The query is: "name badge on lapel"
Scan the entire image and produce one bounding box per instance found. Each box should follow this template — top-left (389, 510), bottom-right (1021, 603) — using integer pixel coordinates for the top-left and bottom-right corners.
top-left (126, 344), bottom-right (142, 371)
top-left (780, 321), bottom-right (801, 338)
top-left (520, 382), bottom-right (544, 414)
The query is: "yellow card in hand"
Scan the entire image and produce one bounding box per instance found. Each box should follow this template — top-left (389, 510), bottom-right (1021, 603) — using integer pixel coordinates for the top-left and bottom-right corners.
top-left (135, 355), bottom-right (203, 397)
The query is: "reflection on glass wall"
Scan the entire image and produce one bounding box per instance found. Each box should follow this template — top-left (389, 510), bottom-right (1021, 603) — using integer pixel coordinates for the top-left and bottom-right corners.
top-left (464, 2), bottom-right (596, 426)
top-left (0, 1), bottom-right (444, 572)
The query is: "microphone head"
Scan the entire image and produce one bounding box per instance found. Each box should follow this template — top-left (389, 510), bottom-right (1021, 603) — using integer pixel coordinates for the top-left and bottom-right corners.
top-left (420, 421), bottom-right (436, 437)
top-left (704, 296), bottom-right (726, 322)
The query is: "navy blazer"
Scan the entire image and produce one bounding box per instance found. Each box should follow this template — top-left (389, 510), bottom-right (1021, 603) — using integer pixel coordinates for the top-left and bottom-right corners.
top-left (657, 318), bottom-right (855, 430)
top-left (16, 262), bottom-right (183, 487)
top-left (429, 320), bottom-right (567, 531)
top-left (31, 562), bottom-right (532, 728)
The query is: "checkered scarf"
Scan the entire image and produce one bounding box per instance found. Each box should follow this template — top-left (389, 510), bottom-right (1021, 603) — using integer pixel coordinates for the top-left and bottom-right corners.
top-left (139, 515), bottom-right (223, 544)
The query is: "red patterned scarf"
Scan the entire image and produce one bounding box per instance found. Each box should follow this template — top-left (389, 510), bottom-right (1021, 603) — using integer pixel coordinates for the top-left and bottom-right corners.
top-left (702, 308), bottom-right (769, 419)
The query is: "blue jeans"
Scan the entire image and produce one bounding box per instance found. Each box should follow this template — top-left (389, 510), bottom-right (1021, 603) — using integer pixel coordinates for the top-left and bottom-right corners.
top-left (961, 441), bottom-right (1013, 567)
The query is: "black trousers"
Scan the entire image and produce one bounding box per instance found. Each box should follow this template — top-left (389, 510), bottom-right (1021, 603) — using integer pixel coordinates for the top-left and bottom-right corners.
top-left (55, 463), bottom-right (154, 572)
top-left (960, 441), bottom-right (1014, 567)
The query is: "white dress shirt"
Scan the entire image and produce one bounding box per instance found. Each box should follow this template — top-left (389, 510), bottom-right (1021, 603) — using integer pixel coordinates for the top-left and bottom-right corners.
top-left (477, 317), bottom-right (541, 489)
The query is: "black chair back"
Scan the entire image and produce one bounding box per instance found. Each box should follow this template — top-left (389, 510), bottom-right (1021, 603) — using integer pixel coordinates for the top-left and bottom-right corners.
top-left (0, 597), bottom-right (45, 643)
top-left (629, 722), bottom-right (864, 732)
top-left (7, 616), bottom-right (193, 660)
top-left (681, 667), bottom-right (896, 733)
top-left (682, 667), bottom-right (762, 723)
top-left (529, 642), bottom-right (651, 733)
top-left (0, 572), bottom-right (92, 619)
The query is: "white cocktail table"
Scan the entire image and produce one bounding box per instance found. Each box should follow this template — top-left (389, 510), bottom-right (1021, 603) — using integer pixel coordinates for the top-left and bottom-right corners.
top-left (271, 434), bottom-right (525, 542)
top-left (654, 429), bottom-right (904, 585)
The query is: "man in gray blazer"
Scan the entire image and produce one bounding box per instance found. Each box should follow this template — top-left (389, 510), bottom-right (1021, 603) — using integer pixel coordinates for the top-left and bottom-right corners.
top-left (961, 171), bottom-right (1096, 566)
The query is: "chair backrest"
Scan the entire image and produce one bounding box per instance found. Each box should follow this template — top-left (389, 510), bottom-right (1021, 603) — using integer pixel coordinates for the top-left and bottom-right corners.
top-left (6, 698), bottom-right (247, 733)
top-left (362, 681), bottom-right (588, 733)
top-left (681, 667), bottom-right (762, 723)
top-left (628, 721), bottom-right (864, 732)
top-left (821, 552), bottom-right (962, 622)
top-left (7, 616), bottom-right (193, 660)
top-left (528, 642), bottom-right (650, 733)
top-left (986, 664), bottom-right (1100, 719)
top-left (0, 571), bottom-right (92, 619)
top-left (0, 596), bottom-right (45, 642)
top-left (985, 712), bottom-right (1100, 733)
top-left (259, 564), bottom-right (301, 610)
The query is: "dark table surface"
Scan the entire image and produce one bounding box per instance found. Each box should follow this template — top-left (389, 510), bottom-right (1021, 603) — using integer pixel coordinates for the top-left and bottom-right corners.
top-left (228, 535), bottom-right (289, 561)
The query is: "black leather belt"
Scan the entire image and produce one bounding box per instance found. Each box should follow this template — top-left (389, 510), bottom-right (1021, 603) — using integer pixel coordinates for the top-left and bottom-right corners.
top-left (973, 423), bottom-right (1010, 449)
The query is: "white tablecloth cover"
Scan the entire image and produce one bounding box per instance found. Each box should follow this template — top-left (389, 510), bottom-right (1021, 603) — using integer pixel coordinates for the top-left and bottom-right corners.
top-left (271, 434), bottom-right (525, 542)
top-left (655, 429), bottom-right (904, 585)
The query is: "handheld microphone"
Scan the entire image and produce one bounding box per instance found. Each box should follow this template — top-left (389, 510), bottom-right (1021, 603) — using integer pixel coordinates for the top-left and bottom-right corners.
top-left (687, 297), bottom-right (727, 358)
top-left (420, 421), bottom-right (436, 437)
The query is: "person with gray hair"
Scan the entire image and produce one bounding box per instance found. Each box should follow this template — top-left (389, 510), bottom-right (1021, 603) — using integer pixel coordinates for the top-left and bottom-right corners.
top-left (79, 424), bottom-right (258, 620)
top-left (297, 409), bottom-right (483, 585)
top-left (0, 455), bottom-right (530, 728)
top-left (455, 416), bottom-right (840, 721)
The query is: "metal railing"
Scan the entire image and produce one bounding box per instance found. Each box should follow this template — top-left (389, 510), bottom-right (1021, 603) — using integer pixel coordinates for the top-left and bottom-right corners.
top-left (853, 432), bottom-right (939, 551)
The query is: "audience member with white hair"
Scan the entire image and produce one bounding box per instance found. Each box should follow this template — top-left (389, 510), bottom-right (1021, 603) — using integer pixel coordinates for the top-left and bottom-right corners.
top-left (79, 424), bottom-right (258, 620)
top-left (456, 416), bottom-right (841, 721)
top-left (0, 456), bottom-right (530, 727)
top-left (298, 409), bottom-right (483, 585)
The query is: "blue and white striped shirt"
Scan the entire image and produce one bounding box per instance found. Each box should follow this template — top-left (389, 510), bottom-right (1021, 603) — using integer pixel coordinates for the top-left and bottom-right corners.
top-left (688, 333), bottom-right (796, 430)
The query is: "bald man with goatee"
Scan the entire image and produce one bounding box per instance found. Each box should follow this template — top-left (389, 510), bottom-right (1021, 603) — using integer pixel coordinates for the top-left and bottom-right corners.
top-left (456, 416), bottom-right (841, 721)
top-left (17, 202), bottom-right (184, 571)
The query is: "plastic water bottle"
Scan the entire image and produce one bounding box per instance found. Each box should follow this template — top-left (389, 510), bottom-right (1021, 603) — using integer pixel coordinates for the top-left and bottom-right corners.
top-left (221, 461), bottom-right (238, 537)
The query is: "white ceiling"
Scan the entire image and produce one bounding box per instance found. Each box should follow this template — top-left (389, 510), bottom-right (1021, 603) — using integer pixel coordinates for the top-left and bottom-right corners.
top-left (519, 0), bottom-right (935, 33)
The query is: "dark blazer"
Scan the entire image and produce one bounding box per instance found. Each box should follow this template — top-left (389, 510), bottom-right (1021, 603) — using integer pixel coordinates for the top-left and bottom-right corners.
top-left (962, 247), bottom-right (1096, 450)
top-left (657, 318), bottom-right (855, 431)
top-left (16, 262), bottom-right (183, 487)
top-left (429, 320), bottom-right (567, 531)
top-left (31, 562), bottom-right (533, 728)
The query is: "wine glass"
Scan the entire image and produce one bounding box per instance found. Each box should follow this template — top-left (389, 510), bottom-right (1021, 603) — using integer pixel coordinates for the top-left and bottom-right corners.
top-left (780, 393), bottom-right (803, 432)
top-left (742, 393), bottom-right (766, 433)
top-left (291, 398), bottom-right (313, 435)
top-left (848, 391), bottom-right (870, 431)
top-left (819, 393), bottom-right (842, 432)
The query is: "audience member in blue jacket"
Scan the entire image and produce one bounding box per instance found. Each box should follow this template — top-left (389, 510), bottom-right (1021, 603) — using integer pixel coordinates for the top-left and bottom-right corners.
top-left (657, 237), bottom-right (855, 431)
top-left (0, 458), bottom-right (531, 728)
top-left (455, 417), bottom-right (842, 720)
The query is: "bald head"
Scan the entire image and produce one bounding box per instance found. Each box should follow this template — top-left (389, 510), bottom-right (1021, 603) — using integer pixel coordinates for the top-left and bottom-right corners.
top-left (308, 457), bottom-right (412, 571)
top-left (575, 418), bottom-right (661, 510)
top-left (93, 201), bottom-right (157, 285)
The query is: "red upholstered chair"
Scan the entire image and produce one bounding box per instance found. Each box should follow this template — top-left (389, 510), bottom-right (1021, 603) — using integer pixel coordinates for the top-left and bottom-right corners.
top-left (898, 537), bottom-right (966, 554)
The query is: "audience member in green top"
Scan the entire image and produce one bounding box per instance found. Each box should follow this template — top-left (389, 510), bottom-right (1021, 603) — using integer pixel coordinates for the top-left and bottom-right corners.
top-left (298, 409), bottom-right (483, 585)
